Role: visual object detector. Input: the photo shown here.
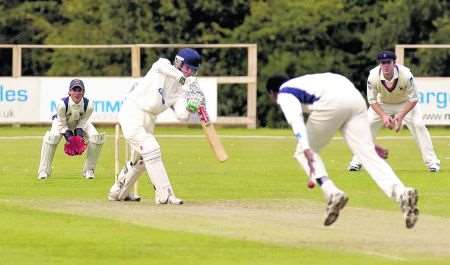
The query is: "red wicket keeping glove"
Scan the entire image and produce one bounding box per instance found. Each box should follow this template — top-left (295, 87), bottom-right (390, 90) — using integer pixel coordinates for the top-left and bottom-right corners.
top-left (64, 135), bottom-right (87, 156)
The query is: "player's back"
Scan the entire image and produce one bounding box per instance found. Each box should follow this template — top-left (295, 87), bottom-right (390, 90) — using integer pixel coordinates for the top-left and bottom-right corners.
top-left (281, 73), bottom-right (361, 110)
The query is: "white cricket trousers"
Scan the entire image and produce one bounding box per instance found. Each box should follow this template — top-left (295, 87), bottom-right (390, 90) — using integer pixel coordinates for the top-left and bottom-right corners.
top-left (368, 103), bottom-right (438, 165)
top-left (298, 92), bottom-right (407, 201)
top-left (118, 99), bottom-right (172, 191)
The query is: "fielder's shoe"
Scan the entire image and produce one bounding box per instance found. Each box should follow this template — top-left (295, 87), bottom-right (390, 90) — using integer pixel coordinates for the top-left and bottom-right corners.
top-left (38, 172), bottom-right (48, 180)
top-left (347, 162), bottom-right (362, 172)
top-left (400, 188), bottom-right (419, 229)
top-left (83, 170), bottom-right (95, 179)
top-left (155, 187), bottom-right (183, 205)
top-left (427, 162), bottom-right (440, 172)
top-left (324, 192), bottom-right (349, 226)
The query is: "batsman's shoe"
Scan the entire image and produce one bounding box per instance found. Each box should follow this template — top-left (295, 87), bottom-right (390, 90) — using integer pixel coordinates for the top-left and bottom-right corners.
top-left (124, 194), bottom-right (141, 202)
top-left (347, 162), bottom-right (362, 172)
top-left (38, 172), bottom-right (49, 180)
top-left (108, 183), bottom-right (121, 201)
top-left (400, 188), bottom-right (419, 229)
top-left (324, 192), bottom-right (349, 226)
top-left (83, 169), bottom-right (95, 179)
top-left (427, 162), bottom-right (440, 172)
top-left (155, 187), bottom-right (184, 205)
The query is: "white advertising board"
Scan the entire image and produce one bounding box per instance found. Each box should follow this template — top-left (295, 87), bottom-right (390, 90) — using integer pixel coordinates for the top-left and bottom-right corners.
top-left (0, 78), bottom-right (41, 123)
top-left (1, 77), bottom-right (217, 124)
top-left (416, 77), bottom-right (450, 125)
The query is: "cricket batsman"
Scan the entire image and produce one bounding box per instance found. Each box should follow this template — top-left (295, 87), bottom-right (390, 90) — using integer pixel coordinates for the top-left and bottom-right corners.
top-left (348, 50), bottom-right (440, 172)
top-left (108, 48), bottom-right (205, 204)
top-left (266, 73), bottom-right (419, 228)
top-left (37, 79), bottom-right (105, 180)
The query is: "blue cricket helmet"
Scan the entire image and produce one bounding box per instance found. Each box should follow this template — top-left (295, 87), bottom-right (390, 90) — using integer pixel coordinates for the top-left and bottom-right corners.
top-left (175, 48), bottom-right (201, 69)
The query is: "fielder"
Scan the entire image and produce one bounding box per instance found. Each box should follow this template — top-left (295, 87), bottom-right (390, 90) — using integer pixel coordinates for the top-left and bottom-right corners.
top-left (37, 79), bottom-right (104, 180)
top-left (348, 50), bottom-right (440, 172)
top-left (108, 48), bottom-right (205, 204)
top-left (266, 73), bottom-right (419, 228)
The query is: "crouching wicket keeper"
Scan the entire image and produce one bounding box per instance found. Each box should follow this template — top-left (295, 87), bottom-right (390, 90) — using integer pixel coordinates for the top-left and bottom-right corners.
top-left (37, 79), bottom-right (104, 180)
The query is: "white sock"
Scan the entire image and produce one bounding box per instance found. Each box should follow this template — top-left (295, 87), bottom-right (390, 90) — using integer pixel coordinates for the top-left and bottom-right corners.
top-left (319, 177), bottom-right (342, 198)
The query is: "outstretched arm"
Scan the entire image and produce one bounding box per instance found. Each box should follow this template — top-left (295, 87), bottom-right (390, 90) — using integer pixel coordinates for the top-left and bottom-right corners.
top-left (277, 93), bottom-right (314, 175)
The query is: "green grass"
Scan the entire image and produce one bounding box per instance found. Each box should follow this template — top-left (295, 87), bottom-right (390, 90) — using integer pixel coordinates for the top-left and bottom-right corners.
top-left (0, 126), bottom-right (449, 264)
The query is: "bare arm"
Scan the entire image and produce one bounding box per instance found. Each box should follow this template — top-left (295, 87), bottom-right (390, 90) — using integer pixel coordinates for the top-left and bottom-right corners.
top-left (370, 102), bottom-right (394, 128)
top-left (393, 101), bottom-right (417, 132)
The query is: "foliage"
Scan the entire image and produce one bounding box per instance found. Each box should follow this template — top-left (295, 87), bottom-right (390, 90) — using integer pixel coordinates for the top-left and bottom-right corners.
top-left (0, 0), bottom-right (448, 126)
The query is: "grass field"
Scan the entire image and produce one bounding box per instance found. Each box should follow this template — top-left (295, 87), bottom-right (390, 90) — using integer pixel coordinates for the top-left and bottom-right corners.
top-left (1, 126), bottom-right (450, 265)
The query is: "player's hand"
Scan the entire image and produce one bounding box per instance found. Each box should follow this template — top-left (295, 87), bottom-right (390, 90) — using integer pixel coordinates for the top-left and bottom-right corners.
top-left (374, 144), bottom-right (389, 159)
top-left (185, 81), bottom-right (205, 113)
top-left (382, 114), bottom-right (394, 129)
top-left (74, 128), bottom-right (85, 138)
top-left (178, 76), bottom-right (186, 85)
top-left (186, 99), bottom-right (201, 113)
top-left (392, 114), bottom-right (404, 132)
top-left (63, 130), bottom-right (74, 142)
top-left (303, 148), bottom-right (316, 177)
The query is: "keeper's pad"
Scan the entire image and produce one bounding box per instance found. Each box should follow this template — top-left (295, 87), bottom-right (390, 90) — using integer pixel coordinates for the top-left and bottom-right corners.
top-left (83, 133), bottom-right (105, 173)
top-left (37, 131), bottom-right (62, 176)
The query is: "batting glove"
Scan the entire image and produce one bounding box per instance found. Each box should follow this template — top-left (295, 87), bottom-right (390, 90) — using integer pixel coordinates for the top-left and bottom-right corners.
top-left (186, 98), bottom-right (202, 113)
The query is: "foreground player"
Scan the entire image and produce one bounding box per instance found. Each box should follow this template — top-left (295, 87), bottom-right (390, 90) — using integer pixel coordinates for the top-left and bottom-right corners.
top-left (108, 48), bottom-right (205, 204)
top-left (266, 73), bottom-right (419, 228)
top-left (37, 79), bottom-right (104, 180)
top-left (348, 51), bottom-right (440, 172)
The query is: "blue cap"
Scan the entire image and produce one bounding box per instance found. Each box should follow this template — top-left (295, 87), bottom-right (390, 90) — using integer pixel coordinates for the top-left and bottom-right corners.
top-left (69, 79), bottom-right (85, 90)
top-left (377, 51), bottom-right (396, 61)
top-left (176, 48), bottom-right (201, 69)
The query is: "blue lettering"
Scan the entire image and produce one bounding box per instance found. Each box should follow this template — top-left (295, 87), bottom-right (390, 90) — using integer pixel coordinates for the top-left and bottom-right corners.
top-left (50, 101), bottom-right (58, 112)
top-left (0, 86), bottom-right (29, 102)
top-left (436, 92), bottom-right (447, 109)
top-left (418, 90), bottom-right (450, 109)
top-left (105, 101), bottom-right (121, 112)
top-left (418, 91), bottom-right (424, 104)
top-left (17, 90), bottom-right (28, 101)
top-left (93, 101), bottom-right (105, 112)
top-left (5, 90), bottom-right (15, 101)
top-left (425, 91), bottom-right (435, 105)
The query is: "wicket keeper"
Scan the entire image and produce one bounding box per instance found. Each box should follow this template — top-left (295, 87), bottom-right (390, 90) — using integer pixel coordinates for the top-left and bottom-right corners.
top-left (37, 79), bottom-right (104, 180)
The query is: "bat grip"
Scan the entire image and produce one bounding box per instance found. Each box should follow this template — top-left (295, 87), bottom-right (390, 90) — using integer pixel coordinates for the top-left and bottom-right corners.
top-left (198, 106), bottom-right (209, 123)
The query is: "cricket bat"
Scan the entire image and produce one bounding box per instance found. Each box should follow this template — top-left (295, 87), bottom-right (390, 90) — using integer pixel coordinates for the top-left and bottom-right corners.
top-left (198, 106), bottom-right (229, 162)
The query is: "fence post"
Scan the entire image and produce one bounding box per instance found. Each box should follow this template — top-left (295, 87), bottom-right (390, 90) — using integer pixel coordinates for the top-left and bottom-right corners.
top-left (247, 44), bottom-right (257, 128)
top-left (12, 45), bottom-right (21, 77)
top-left (131, 45), bottom-right (141, 77)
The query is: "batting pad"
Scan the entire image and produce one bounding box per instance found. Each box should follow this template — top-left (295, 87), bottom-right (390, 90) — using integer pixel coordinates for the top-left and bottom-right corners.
top-left (117, 160), bottom-right (145, 200)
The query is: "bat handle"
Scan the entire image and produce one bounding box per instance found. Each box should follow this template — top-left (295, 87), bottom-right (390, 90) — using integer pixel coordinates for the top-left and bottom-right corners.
top-left (198, 105), bottom-right (209, 123)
